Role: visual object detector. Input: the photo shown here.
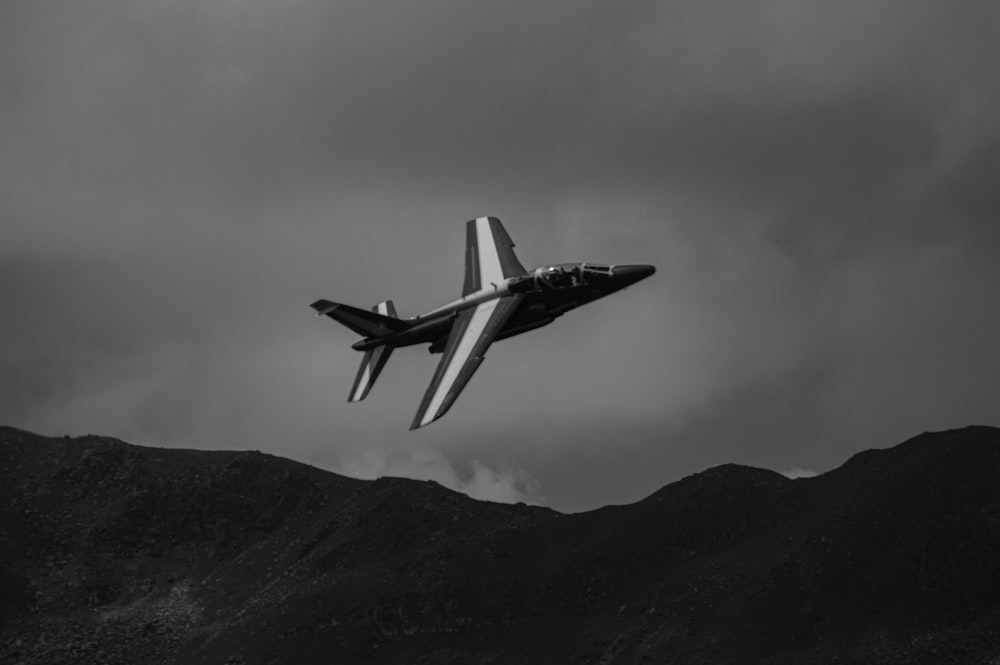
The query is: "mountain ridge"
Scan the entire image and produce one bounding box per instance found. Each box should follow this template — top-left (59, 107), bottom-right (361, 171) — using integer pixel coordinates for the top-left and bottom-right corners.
top-left (1, 425), bottom-right (999, 664)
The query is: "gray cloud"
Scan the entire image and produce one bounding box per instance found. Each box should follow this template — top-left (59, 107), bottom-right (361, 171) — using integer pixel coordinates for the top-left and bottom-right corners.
top-left (2, 1), bottom-right (999, 511)
top-left (780, 467), bottom-right (817, 480)
top-left (336, 448), bottom-right (544, 505)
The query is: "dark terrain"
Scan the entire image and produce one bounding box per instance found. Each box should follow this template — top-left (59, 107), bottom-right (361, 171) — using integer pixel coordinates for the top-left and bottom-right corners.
top-left (1, 425), bottom-right (999, 664)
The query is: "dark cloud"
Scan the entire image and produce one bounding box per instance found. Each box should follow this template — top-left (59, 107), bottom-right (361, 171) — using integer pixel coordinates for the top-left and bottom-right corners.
top-left (2, 1), bottom-right (999, 510)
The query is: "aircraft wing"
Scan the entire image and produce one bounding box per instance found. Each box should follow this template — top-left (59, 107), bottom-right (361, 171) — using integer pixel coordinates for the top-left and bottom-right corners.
top-left (462, 217), bottom-right (528, 297)
top-left (411, 294), bottom-right (524, 430)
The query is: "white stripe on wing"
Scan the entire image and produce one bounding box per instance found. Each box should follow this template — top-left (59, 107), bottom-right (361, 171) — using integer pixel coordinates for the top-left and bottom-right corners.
top-left (475, 217), bottom-right (505, 287)
top-left (419, 298), bottom-right (500, 427)
top-left (352, 358), bottom-right (371, 402)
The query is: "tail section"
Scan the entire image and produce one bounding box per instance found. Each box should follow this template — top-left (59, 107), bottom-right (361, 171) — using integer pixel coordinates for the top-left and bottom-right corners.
top-left (311, 299), bottom-right (408, 337)
top-left (312, 299), bottom-right (400, 402)
top-left (312, 298), bottom-right (404, 401)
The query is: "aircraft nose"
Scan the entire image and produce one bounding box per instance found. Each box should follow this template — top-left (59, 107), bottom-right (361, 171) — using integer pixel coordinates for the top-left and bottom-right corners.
top-left (612, 264), bottom-right (656, 287)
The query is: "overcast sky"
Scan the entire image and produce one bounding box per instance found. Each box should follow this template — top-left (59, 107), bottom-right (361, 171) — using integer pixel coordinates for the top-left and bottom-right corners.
top-left (3, 0), bottom-right (998, 511)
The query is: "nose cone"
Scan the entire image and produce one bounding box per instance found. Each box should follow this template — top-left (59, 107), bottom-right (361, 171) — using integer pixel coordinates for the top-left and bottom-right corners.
top-left (612, 264), bottom-right (656, 288)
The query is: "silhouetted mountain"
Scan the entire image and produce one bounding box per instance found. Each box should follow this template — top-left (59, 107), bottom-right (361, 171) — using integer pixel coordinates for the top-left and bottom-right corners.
top-left (1, 425), bottom-right (999, 664)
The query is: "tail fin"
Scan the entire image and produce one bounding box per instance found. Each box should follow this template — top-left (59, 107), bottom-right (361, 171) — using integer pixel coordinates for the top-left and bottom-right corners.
top-left (311, 299), bottom-right (408, 338)
top-left (347, 300), bottom-right (398, 402)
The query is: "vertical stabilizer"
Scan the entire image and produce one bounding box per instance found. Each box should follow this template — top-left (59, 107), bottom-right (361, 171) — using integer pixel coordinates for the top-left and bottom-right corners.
top-left (348, 300), bottom-right (397, 402)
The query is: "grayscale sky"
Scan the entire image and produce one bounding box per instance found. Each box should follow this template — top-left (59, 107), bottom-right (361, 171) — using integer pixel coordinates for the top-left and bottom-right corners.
top-left (3, 0), bottom-right (999, 511)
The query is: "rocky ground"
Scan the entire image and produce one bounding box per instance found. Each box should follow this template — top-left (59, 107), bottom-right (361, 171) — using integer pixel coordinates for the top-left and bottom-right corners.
top-left (1, 425), bottom-right (999, 664)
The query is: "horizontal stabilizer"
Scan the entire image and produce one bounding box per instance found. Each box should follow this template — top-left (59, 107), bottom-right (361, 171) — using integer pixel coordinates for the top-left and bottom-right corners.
top-left (350, 344), bottom-right (393, 402)
top-left (311, 299), bottom-right (409, 338)
top-left (349, 300), bottom-right (399, 401)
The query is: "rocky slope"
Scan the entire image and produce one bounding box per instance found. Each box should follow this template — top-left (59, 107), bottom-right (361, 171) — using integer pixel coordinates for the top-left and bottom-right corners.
top-left (1, 425), bottom-right (999, 664)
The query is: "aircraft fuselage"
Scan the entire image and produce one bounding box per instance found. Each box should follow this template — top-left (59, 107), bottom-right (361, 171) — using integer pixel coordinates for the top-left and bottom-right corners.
top-left (352, 263), bottom-right (654, 353)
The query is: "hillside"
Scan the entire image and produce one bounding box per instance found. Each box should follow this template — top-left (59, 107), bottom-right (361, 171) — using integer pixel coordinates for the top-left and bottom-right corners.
top-left (1, 425), bottom-right (999, 664)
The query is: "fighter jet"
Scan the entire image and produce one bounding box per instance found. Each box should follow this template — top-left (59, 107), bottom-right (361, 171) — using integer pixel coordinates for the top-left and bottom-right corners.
top-left (311, 217), bottom-right (655, 429)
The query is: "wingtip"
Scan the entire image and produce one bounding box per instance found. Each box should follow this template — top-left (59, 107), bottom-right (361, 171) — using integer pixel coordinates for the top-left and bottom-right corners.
top-left (409, 413), bottom-right (436, 431)
top-left (310, 299), bottom-right (339, 315)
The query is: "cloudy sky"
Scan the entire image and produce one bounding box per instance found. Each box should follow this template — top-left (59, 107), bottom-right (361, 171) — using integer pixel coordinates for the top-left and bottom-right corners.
top-left (3, 0), bottom-right (998, 511)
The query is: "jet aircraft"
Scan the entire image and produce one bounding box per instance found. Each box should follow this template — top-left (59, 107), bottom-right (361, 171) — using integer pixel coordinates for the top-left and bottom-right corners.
top-left (311, 217), bottom-right (655, 429)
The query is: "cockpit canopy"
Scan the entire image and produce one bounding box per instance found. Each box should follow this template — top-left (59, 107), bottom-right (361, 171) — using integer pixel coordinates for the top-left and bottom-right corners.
top-left (527, 263), bottom-right (613, 290)
top-left (583, 263), bottom-right (612, 277)
top-left (536, 264), bottom-right (580, 289)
